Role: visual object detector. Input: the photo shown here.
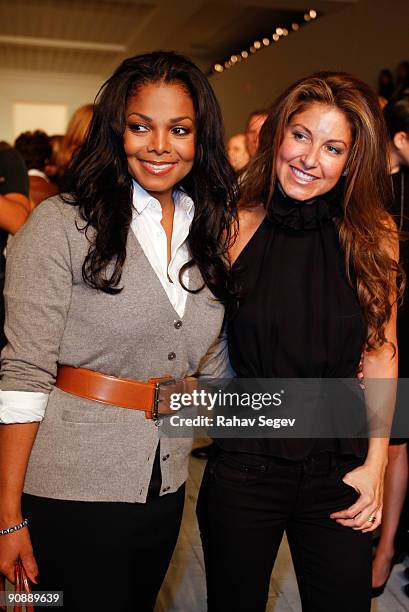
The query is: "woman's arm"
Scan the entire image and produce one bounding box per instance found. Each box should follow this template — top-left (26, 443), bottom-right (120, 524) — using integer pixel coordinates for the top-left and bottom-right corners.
top-left (330, 337), bottom-right (397, 532)
top-left (331, 222), bottom-right (398, 532)
top-left (0, 423), bottom-right (40, 583)
top-left (196, 319), bottom-right (235, 380)
top-left (0, 200), bottom-right (73, 581)
top-left (0, 193), bottom-right (30, 234)
top-left (0, 147), bottom-right (31, 233)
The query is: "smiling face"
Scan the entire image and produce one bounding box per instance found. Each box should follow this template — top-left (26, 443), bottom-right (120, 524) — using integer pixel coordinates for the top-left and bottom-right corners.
top-left (276, 102), bottom-right (352, 201)
top-left (123, 82), bottom-right (196, 204)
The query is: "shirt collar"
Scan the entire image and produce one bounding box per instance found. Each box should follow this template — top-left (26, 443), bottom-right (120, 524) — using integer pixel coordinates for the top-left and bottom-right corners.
top-left (132, 179), bottom-right (194, 216)
top-left (28, 168), bottom-right (49, 182)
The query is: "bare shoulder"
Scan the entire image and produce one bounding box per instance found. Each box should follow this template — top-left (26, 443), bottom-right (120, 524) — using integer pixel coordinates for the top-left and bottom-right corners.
top-left (229, 203), bottom-right (267, 265)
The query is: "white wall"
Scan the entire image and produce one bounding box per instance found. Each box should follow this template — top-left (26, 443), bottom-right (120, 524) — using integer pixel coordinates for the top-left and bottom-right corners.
top-left (210, 0), bottom-right (409, 136)
top-left (0, 69), bottom-right (104, 143)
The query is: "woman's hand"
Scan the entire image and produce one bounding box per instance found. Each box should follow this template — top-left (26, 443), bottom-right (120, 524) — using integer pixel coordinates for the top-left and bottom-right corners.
top-left (330, 459), bottom-right (386, 533)
top-left (0, 526), bottom-right (38, 584)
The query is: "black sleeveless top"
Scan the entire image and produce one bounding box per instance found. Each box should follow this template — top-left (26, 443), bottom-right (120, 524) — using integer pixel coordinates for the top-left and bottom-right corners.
top-left (219, 184), bottom-right (368, 459)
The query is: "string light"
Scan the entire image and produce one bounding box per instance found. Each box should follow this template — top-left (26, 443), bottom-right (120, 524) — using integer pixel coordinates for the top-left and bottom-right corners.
top-left (212, 8), bottom-right (319, 74)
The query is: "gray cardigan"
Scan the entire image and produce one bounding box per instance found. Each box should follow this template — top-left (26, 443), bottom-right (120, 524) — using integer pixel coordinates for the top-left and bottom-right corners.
top-left (1, 197), bottom-right (231, 502)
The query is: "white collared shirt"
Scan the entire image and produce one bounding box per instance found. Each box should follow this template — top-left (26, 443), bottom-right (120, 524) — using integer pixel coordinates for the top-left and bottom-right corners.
top-left (131, 180), bottom-right (194, 318)
top-left (0, 181), bottom-right (195, 423)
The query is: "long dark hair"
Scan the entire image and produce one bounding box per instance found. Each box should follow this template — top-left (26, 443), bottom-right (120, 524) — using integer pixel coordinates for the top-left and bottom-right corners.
top-left (240, 71), bottom-right (400, 351)
top-left (63, 51), bottom-right (237, 301)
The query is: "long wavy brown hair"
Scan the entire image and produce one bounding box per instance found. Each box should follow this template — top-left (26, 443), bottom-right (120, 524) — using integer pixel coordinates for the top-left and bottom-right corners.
top-left (240, 71), bottom-right (402, 351)
top-left (57, 104), bottom-right (93, 174)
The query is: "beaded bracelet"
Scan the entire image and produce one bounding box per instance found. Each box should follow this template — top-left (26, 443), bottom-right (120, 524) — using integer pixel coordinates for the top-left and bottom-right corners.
top-left (0, 518), bottom-right (29, 535)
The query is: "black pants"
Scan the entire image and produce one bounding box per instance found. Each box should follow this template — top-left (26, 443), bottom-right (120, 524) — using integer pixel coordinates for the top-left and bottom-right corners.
top-left (21, 454), bottom-right (185, 612)
top-left (197, 450), bottom-right (372, 612)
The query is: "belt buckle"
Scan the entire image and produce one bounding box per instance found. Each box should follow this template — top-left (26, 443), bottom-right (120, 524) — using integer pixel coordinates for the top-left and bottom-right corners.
top-left (152, 377), bottom-right (177, 420)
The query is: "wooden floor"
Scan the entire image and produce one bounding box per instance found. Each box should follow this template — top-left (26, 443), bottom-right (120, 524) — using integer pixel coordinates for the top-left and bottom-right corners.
top-left (155, 456), bottom-right (409, 612)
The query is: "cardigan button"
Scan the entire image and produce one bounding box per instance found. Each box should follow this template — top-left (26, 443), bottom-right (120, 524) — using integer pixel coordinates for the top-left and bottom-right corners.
top-left (162, 454), bottom-right (170, 461)
top-left (168, 352), bottom-right (176, 360)
top-left (162, 486), bottom-right (171, 492)
top-left (174, 320), bottom-right (183, 329)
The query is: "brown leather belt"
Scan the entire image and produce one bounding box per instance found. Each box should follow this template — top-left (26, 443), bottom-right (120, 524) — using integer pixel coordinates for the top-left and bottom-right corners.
top-left (56, 365), bottom-right (186, 420)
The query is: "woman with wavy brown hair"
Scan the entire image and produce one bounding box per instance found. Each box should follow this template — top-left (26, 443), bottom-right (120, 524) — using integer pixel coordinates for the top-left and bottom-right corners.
top-left (197, 72), bottom-right (400, 612)
top-left (55, 104), bottom-right (93, 183)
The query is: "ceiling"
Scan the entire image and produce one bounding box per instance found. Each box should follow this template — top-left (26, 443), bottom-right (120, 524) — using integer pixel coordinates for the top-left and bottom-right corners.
top-left (0, 0), bottom-right (357, 77)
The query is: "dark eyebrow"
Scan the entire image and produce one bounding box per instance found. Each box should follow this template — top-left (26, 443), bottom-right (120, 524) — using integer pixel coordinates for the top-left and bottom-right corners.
top-left (127, 112), bottom-right (193, 123)
top-left (292, 123), bottom-right (348, 147)
top-left (170, 116), bottom-right (193, 123)
top-left (127, 112), bottom-right (152, 121)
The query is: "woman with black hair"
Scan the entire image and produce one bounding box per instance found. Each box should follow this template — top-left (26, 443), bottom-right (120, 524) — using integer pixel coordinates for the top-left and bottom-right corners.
top-left (0, 51), bottom-right (236, 611)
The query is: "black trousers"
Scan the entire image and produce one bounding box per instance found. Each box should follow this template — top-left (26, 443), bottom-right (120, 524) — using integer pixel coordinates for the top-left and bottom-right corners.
top-left (21, 453), bottom-right (185, 612)
top-left (197, 449), bottom-right (372, 612)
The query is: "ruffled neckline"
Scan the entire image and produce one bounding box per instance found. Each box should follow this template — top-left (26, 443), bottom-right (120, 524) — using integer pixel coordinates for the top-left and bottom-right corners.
top-left (268, 181), bottom-right (344, 231)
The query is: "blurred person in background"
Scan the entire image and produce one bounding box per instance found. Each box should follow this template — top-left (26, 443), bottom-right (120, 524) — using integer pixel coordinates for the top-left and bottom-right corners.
top-left (44, 134), bottom-right (63, 188)
top-left (0, 142), bottom-right (30, 349)
top-left (56, 104), bottom-right (93, 184)
top-left (378, 69), bottom-right (394, 103)
top-left (14, 131), bottom-right (58, 207)
top-left (372, 96), bottom-right (409, 598)
top-left (392, 61), bottom-right (409, 100)
top-left (245, 109), bottom-right (268, 159)
top-left (227, 133), bottom-right (249, 173)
